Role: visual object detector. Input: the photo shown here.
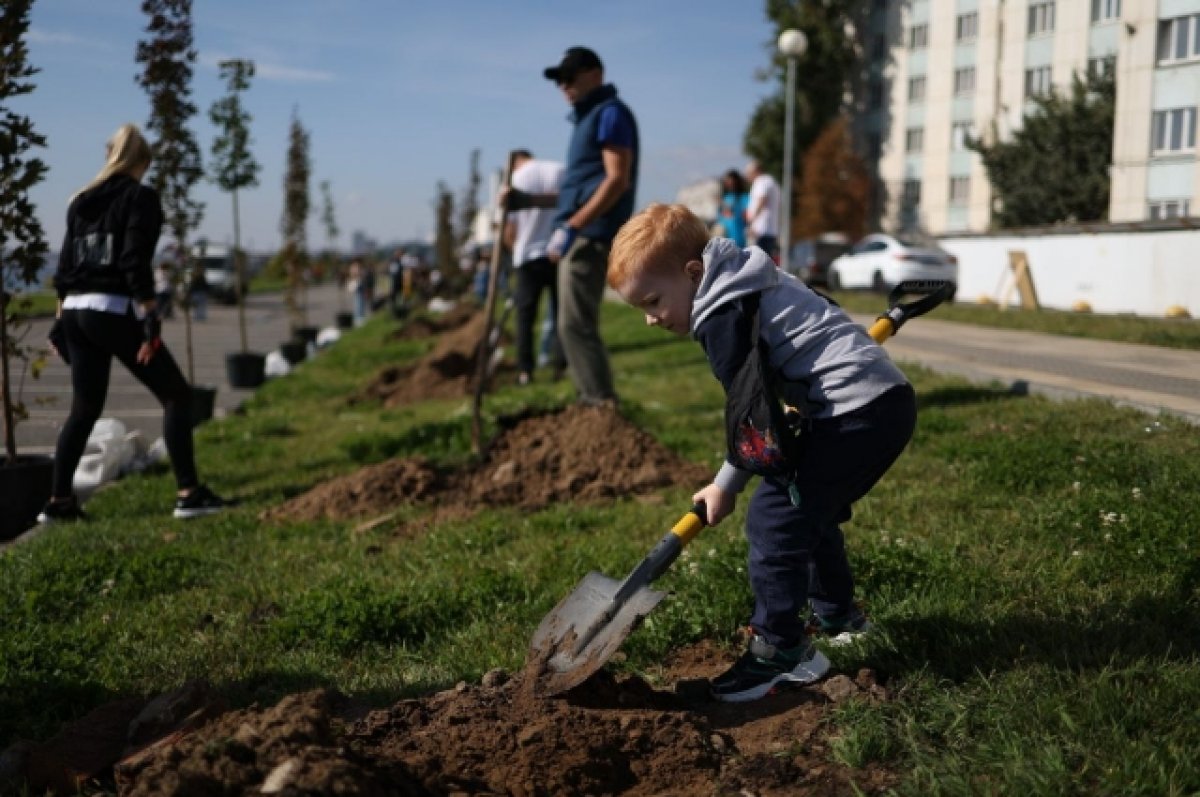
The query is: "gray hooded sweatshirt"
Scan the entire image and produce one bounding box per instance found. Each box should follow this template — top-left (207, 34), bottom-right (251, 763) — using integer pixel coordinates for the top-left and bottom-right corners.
top-left (690, 238), bottom-right (909, 495)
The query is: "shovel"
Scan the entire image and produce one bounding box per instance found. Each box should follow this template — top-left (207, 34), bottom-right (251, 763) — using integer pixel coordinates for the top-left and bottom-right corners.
top-left (528, 279), bottom-right (953, 696)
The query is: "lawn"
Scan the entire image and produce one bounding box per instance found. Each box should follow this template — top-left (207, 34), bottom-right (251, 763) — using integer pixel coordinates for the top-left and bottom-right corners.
top-left (829, 289), bottom-right (1200, 350)
top-left (2, 300), bottom-right (1198, 794)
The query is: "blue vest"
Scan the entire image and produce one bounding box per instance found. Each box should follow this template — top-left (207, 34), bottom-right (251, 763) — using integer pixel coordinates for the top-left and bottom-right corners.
top-left (556, 84), bottom-right (639, 244)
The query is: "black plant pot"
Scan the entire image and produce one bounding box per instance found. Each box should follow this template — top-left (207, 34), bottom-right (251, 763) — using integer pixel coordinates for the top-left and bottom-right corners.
top-left (335, 312), bottom-right (354, 330)
top-left (226, 351), bottom-right (266, 389)
top-left (279, 340), bottom-right (307, 366)
top-left (191, 384), bottom-right (218, 428)
top-left (293, 325), bottom-right (320, 345)
top-left (0, 455), bottom-right (54, 540)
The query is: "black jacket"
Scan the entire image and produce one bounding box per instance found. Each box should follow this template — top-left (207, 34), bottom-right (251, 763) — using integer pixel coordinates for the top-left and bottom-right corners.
top-left (54, 174), bottom-right (163, 301)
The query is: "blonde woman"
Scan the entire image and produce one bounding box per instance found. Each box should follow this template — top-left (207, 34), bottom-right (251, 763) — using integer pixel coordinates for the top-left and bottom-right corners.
top-left (41, 123), bottom-right (226, 523)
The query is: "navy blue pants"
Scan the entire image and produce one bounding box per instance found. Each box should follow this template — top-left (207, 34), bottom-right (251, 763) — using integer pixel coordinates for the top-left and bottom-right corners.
top-left (745, 384), bottom-right (917, 647)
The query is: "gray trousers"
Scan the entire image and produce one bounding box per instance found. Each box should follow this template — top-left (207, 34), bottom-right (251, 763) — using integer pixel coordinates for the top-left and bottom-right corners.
top-left (556, 235), bottom-right (616, 403)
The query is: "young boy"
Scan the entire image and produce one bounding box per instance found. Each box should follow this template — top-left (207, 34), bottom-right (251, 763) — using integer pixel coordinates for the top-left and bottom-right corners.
top-left (608, 204), bottom-right (917, 702)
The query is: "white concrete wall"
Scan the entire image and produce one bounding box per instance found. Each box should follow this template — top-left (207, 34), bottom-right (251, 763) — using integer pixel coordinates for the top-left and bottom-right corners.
top-left (940, 228), bottom-right (1200, 316)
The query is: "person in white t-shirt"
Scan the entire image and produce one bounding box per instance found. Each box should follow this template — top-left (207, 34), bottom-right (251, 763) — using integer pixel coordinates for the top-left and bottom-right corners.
top-left (745, 159), bottom-right (781, 262)
top-left (503, 150), bottom-right (567, 385)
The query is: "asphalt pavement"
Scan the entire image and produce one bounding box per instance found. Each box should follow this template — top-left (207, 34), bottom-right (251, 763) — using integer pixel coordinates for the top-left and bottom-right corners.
top-left (14, 283), bottom-right (349, 455)
top-left (11, 289), bottom-right (1198, 460)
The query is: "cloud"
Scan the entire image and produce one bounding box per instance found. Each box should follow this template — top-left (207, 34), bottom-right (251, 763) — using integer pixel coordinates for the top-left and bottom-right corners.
top-left (199, 51), bottom-right (334, 84)
top-left (28, 28), bottom-right (88, 46)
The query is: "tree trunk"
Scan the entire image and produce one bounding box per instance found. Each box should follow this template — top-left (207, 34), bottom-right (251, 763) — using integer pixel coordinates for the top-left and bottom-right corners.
top-left (0, 300), bottom-right (16, 464)
top-left (233, 187), bottom-right (248, 353)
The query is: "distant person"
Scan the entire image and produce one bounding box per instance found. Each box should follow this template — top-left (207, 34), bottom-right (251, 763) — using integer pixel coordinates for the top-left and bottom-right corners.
top-left (347, 258), bottom-right (368, 324)
top-left (362, 260), bottom-right (376, 312)
top-left (608, 203), bottom-right (916, 702)
top-left (717, 169), bottom-right (749, 247)
top-left (745, 159), bottom-right (781, 262)
top-left (503, 150), bottom-right (567, 386)
top-left (188, 260), bottom-right (208, 321)
top-left (387, 248), bottom-right (405, 317)
top-left (154, 260), bottom-right (174, 319)
top-left (41, 123), bottom-right (227, 524)
top-left (540, 46), bottom-right (639, 405)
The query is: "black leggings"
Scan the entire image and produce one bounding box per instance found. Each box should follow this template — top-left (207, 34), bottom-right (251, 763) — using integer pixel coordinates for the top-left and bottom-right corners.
top-left (53, 307), bottom-right (198, 497)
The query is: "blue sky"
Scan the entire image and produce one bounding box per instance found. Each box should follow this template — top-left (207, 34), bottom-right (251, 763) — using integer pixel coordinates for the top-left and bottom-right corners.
top-left (19, 1), bottom-right (778, 253)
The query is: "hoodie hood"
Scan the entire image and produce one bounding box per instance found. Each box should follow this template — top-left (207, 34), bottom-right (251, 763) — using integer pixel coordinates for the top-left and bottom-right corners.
top-left (690, 238), bottom-right (778, 337)
top-left (73, 173), bottom-right (141, 221)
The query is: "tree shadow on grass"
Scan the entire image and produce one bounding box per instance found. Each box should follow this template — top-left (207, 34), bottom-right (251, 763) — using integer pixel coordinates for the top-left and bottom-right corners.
top-left (867, 590), bottom-right (1200, 683)
top-left (918, 383), bottom-right (1025, 411)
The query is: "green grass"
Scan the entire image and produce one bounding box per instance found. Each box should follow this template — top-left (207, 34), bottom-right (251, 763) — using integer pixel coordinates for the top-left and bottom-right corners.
top-left (11, 289), bottom-right (58, 318)
top-left (829, 289), bottom-right (1200, 350)
top-left (3, 300), bottom-right (1198, 794)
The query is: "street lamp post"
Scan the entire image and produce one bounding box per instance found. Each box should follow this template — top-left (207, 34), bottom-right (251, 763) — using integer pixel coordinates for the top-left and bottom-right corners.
top-left (778, 28), bottom-right (807, 273)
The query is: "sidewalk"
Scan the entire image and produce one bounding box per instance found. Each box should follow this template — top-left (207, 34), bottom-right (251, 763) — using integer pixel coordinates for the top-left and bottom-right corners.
top-left (849, 313), bottom-right (1200, 424)
top-left (14, 283), bottom-right (348, 454)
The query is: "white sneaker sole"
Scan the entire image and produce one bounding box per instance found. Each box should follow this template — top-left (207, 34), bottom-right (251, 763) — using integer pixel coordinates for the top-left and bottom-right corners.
top-left (173, 506), bottom-right (224, 520)
top-left (711, 650), bottom-right (831, 703)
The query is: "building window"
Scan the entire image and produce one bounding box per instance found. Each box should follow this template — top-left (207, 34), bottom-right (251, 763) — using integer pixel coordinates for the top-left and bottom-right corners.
top-left (1091, 0), bottom-right (1120, 24)
top-left (908, 75), bottom-right (927, 102)
top-left (905, 127), bottom-right (925, 153)
top-left (908, 23), bottom-right (929, 49)
top-left (1087, 55), bottom-right (1116, 78)
top-left (1148, 199), bottom-right (1190, 219)
top-left (902, 179), bottom-right (922, 206)
top-left (949, 176), bottom-right (970, 205)
top-left (954, 67), bottom-right (976, 95)
top-left (1156, 15), bottom-right (1200, 64)
top-left (1025, 66), bottom-right (1053, 98)
top-left (956, 12), bottom-right (978, 42)
top-left (1150, 107), bottom-right (1197, 154)
top-left (1028, 1), bottom-right (1056, 36)
top-left (951, 121), bottom-right (973, 151)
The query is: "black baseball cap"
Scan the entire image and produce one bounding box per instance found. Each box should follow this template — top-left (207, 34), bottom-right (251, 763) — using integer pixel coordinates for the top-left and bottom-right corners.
top-left (543, 47), bottom-right (604, 83)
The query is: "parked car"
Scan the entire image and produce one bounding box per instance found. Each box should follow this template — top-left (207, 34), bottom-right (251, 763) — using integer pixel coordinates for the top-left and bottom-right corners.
top-left (192, 242), bottom-right (248, 304)
top-left (787, 233), bottom-right (851, 287)
top-left (826, 233), bottom-right (957, 299)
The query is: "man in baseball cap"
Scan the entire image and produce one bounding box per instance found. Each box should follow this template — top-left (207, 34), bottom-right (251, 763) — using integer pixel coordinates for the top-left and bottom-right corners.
top-left (542, 46), bottom-right (604, 84)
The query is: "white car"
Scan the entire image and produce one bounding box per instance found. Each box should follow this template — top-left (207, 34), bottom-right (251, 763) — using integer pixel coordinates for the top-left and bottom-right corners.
top-left (827, 234), bottom-right (958, 299)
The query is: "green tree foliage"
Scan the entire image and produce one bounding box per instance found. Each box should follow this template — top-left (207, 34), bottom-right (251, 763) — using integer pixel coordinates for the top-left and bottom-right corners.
top-left (208, 58), bottom-right (259, 352)
top-left (281, 109), bottom-right (311, 325)
top-left (0, 0), bottom-right (49, 462)
top-left (969, 70), bottom-right (1116, 228)
top-left (795, 116), bottom-right (870, 242)
top-left (457, 148), bottom-right (481, 251)
top-left (136, 0), bottom-right (204, 379)
top-left (743, 0), bottom-right (868, 180)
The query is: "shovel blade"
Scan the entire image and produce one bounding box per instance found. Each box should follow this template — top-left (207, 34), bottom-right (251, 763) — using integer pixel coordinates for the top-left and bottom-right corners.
top-left (528, 571), bottom-right (666, 696)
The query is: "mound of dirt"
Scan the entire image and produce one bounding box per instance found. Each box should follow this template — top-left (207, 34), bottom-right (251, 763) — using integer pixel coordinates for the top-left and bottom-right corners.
top-left (267, 404), bottom-right (711, 522)
top-left (109, 645), bottom-right (894, 796)
top-left (359, 311), bottom-right (513, 407)
top-left (389, 302), bottom-right (478, 341)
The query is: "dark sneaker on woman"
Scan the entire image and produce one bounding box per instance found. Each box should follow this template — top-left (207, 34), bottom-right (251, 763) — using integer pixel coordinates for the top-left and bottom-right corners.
top-left (173, 485), bottom-right (227, 519)
top-left (37, 495), bottom-right (87, 525)
top-left (710, 634), bottom-right (830, 703)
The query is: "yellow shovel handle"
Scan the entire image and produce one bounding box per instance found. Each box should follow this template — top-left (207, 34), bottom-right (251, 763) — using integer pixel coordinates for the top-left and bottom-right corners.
top-left (670, 503), bottom-right (707, 547)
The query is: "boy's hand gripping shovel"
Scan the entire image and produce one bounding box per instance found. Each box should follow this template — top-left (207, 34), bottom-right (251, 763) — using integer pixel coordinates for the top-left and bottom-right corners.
top-left (528, 279), bottom-right (953, 697)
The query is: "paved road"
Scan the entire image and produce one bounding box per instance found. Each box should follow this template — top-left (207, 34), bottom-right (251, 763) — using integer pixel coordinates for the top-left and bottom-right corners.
top-left (11, 291), bottom-right (1198, 458)
top-left (14, 283), bottom-right (349, 455)
top-left (849, 313), bottom-right (1200, 424)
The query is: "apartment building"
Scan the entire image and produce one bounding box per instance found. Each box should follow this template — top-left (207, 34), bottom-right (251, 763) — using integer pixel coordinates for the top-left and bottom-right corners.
top-left (871, 0), bottom-right (1200, 235)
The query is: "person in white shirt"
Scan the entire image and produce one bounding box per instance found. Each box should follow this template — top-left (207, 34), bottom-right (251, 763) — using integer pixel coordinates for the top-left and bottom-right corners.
top-left (503, 150), bottom-right (567, 385)
top-left (745, 159), bottom-right (782, 262)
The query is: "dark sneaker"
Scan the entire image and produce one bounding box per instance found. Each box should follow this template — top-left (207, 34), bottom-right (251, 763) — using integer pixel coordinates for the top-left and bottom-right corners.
top-left (808, 606), bottom-right (873, 647)
top-left (173, 485), bottom-right (227, 519)
top-left (37, 495), bottom-right (87, 525)
top-left (710, 634), bottom-right (830, 702)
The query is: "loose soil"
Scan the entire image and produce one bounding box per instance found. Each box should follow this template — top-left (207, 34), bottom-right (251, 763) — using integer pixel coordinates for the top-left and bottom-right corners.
top-left (26, 643), bottom-right (894, 796)
top-left (266, 404), bottom-right (712, 523)
top-left (388, 302), bottom-right (478, 341)
top-left (358, 309), bottom-right (512, 407)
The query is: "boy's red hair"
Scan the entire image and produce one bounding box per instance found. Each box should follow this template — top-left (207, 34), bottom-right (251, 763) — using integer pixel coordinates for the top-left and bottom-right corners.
top-left (608, 203), bottom-right (711, 289)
